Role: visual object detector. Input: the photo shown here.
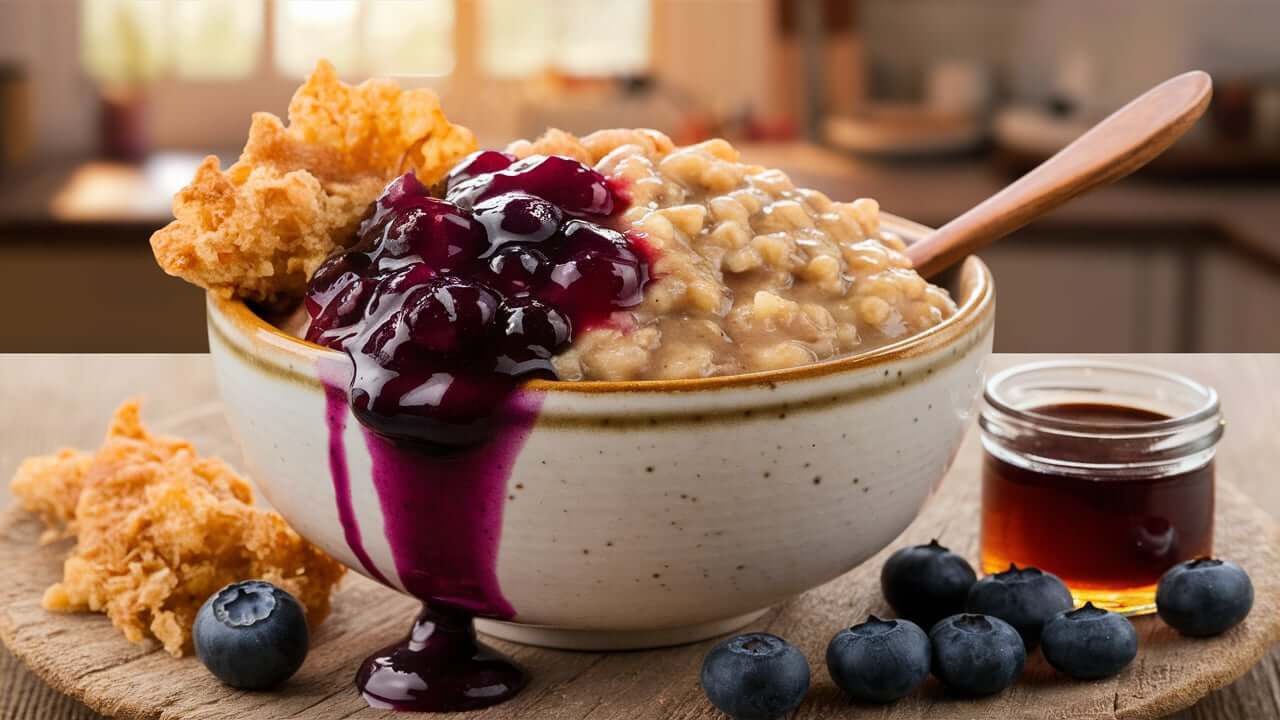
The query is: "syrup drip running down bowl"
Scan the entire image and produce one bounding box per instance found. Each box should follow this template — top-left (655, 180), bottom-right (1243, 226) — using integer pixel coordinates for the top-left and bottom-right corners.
top-left (206, 215), bottom-right (994, 651)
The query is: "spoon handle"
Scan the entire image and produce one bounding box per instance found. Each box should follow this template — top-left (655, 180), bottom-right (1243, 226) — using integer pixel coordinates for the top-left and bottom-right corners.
top-left (907, 71), bottom-right (1213, 279)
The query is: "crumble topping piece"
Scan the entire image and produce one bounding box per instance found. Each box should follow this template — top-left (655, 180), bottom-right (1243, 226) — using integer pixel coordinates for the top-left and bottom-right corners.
top-left (9, 401), bottom-right (345, 657)
top-left (9, 449), bottom-right (92, 544)
top-left (150, 59), bottom-right (477, 306)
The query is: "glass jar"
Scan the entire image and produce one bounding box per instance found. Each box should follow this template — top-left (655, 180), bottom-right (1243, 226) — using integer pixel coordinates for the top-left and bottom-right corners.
top-left (979, 360), bottom-right (1224, 614)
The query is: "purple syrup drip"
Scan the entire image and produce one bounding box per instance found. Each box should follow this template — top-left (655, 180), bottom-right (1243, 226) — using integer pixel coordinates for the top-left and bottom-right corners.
top-left (324, 381), bottom-right (391, 587)
top-left (321, 378), bottom-right (538, 712)
top-left (358, 390), bottom-right (541, 618)
top-left (358, 604), bottom-right (526, 712)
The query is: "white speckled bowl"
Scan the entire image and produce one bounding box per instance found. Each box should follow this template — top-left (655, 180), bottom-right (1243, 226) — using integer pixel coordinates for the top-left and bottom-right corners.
top-left (207, 215), bottom-right (995, 650)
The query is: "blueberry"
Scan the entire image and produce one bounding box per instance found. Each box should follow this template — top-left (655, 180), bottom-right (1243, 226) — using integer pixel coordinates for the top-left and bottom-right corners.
top-left (403, 277), bottom-right (499, 355)
top-left (558, 218), bottom-right (633, 257)
top-left (880, 539), bottom-right (977, 631)
top-left (310, 250), bottom-right (372, 295)
top-left (387, 201), bottom-right (489, 272)
top-left (700, 633), bottom-right (810, 720)
top-left (358, 172), bottom-right (431, 237)
top-left (826, 616), bottom-right (930, 703)
top-left (547, 250), bottom-right (645, 309)
top-left (487, 245), bottom-right (550, 293)
top-left (1156, 558), bottom-right (1254, 637)
top-left (965, 564), bottom-right (1073, 648)
top-left (193, 580), bottom-right (309, 690)
top-left (446, 149), bottom-right (516, 190)
top-left (305, 273), bottom-right (371, 345)
top-left (473, 192), bottom-right (563, 251)
top-left (929, 614), bottom-right (1025, 696)
top-left (448, 154), bottom-right (616, 217)
top-left (367, 262), bottom-right (435, 306)
top-left (379, 171), bottom-right (431, 209)
top-left (1040, 602), bottom-right (1137, 680)
top-left (493, 297), bottom-right (571, 375)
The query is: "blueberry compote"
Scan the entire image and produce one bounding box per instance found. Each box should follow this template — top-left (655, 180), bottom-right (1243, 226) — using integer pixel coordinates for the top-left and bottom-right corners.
top-left (305, 151), bottom-right (649, 712)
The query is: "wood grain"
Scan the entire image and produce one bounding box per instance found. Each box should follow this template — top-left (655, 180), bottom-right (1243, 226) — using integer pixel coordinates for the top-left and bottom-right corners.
top-left (907, 71), bottom-right (1213, 278)
top-left (2, 354), bottom-right (1278, 719)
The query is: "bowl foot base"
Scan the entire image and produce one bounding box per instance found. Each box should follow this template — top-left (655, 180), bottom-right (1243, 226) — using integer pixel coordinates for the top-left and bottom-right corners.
top-left (476, 609), bottom-right (770, 651)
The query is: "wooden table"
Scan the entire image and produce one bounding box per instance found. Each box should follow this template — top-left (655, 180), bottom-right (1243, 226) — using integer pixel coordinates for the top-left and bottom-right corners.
top-left (2, 354), bottom-right (1277, 719)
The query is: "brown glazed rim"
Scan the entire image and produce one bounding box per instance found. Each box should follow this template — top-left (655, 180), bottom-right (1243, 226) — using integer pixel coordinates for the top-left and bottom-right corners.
top-left (210, 214), bottom-right (995, 394)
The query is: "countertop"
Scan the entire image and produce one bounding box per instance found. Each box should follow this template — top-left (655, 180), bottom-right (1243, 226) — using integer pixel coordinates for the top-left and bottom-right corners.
top-left (1, 353), bottom-right (1277, 719)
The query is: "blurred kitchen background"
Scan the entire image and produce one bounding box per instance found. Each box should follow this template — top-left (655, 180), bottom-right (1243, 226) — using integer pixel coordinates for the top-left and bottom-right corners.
top-left (0, 0), bottom-right (1278, 352)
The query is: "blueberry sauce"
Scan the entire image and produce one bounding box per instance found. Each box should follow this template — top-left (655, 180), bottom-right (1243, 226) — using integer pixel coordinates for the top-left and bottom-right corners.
top-left (358, 604), bottom-right (527, 712)
top-left (307, 153), bottom-right (648, 445)
top-left (323, 380), bottom-right (390, 588)
top-left (306, 151), bottom-right (650, 711)
top-left (357, 393), bottom-right (538, 619)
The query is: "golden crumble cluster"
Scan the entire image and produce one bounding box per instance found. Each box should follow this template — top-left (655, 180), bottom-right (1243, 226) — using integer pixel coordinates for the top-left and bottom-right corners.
top-left (150, 60), bottom-right (477, 306)
top-left (9, 401), bottom-right (345, 657)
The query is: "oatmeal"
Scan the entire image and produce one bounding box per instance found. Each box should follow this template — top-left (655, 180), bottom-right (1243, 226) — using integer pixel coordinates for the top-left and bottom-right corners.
top-left (508, 129), bottom-right (956, 380)
top-left (9, 401), bottom-right (345, 656)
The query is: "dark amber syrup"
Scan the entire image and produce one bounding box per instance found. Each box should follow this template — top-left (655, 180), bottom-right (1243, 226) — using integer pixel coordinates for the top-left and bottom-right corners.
top-left (980, 402), bottom-right (1214, 612)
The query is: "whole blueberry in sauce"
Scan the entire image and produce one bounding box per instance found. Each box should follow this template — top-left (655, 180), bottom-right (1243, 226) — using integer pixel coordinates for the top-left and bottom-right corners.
top-left (305, 155), bottom-right (651, 447)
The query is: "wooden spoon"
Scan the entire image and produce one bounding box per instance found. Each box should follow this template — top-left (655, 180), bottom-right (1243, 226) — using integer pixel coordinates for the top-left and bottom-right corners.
top-left (907, 71), bottom-right (1213, 279)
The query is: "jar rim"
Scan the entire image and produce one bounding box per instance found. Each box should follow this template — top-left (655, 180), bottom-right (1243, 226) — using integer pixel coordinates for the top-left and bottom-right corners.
top-left (983, 359), bottom-right (1221, 438)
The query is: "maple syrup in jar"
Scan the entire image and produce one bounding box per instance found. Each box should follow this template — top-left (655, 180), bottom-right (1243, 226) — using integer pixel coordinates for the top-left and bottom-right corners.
top-left (980, 361), bottom-right (1224, 614)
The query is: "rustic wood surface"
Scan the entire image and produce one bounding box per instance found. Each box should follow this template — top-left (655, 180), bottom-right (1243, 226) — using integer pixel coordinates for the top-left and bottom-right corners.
top-left (1, 354), bottom-right (1278, 719)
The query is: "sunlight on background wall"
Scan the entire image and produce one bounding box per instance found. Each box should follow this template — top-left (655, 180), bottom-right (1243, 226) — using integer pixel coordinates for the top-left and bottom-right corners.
top-left (273, 0), bottom-right (361, 77)
top-left (479, 0), bottom-right (555, 78)
top-left (364, 0), bottom-right (455, 76)
top-left (80, 0), bottom-right (169, 84)
top-left (480, 0), bottom-right (651, 78)
top-left (174, 0), bottom-right (263, 78)
top-left (78, 0), bottom-right (648, 82)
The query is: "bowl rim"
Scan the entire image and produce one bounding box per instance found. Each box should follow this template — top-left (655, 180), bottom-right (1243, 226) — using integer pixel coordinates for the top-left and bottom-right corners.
top-left (209, 213), bottom-right (994, 394)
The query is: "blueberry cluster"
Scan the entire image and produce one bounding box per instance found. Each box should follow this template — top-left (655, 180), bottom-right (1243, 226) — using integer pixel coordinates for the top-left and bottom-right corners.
top-left (304, 152), bottom-right (650, 445)
top-left (700, 546), bottom-right (1254, 717)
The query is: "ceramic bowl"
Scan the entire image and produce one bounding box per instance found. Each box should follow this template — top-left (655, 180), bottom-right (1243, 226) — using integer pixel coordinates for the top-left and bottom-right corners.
top-left (207, 214), bottom-right (995, 650)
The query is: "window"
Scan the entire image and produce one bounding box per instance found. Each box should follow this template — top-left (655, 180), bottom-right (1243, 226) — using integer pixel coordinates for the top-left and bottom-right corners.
top-left (273, 0), bottom-right (455, 78)
top-left (273, 0), bottom-right (362, 77)
top-left (79, 0), bottom-right (652, 83)
top-left (479, 0), bottom-right (555, 78)
top-left (365, 0), bottom-right (455, 76)
top-left (81, 0), bottom-right (262, 82)
top-left (174, 0), bottom-right (264, 78)
top-left (80, 0), bottom-right (452, 82)
top-left (80, 0), bottom-right (171, 84)
top-left (480, 0), bottom-right (651, 78)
